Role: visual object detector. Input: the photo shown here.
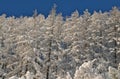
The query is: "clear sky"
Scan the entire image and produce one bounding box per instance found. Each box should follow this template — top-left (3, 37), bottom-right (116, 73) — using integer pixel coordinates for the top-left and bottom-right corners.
top-left (0, 0), bottom-right (120, 17)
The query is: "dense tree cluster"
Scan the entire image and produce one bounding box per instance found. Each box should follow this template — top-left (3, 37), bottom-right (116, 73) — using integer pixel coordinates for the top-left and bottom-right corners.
top-left (0, 7), bottom-right (120, 79)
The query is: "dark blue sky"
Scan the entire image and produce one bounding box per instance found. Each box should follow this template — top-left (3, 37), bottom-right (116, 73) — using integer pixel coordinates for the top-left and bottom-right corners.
top-left (0, 0), bottom-right (120, 17)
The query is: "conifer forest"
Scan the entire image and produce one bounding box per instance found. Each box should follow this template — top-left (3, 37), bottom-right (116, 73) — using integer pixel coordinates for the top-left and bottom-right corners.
top-left (0, 7), bottom-right (120, 79)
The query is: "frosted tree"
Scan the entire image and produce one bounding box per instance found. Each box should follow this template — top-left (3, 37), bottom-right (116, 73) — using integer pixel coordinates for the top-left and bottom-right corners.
top-left (0, 6), bottom-right (120, 79)
top-left (109, 7), bottom-right (120, 67)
